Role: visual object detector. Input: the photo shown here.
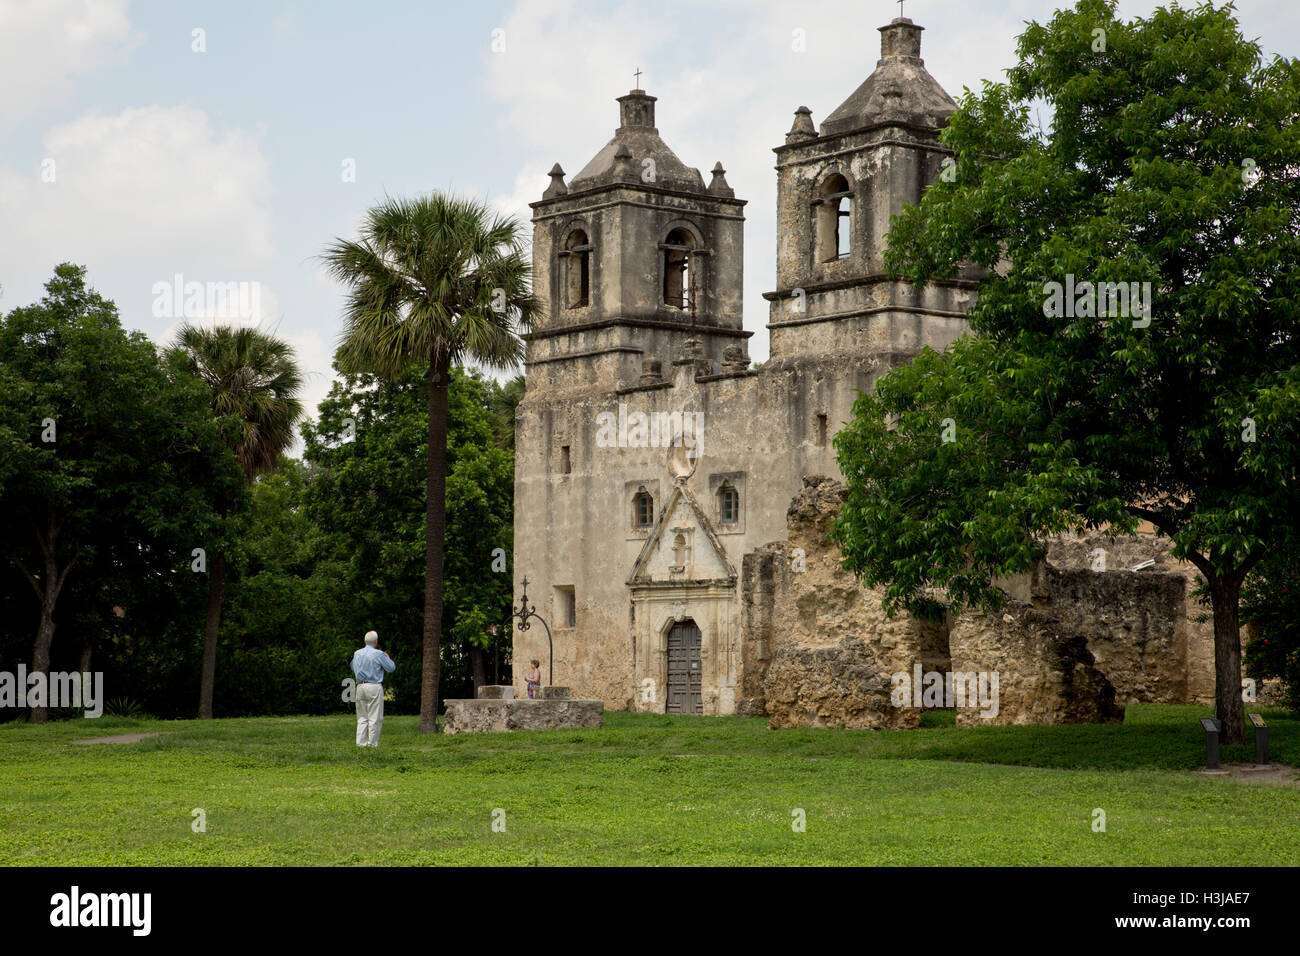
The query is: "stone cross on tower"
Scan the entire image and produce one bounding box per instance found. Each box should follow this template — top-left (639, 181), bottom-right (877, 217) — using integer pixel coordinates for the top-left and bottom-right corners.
top-left (897, 0), bottom-right (905, 17)
top-left (634, 67), bottom-right (642, 89)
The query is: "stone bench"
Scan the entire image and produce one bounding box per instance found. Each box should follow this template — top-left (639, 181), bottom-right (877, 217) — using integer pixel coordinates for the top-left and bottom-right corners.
top-left (443, 686), bottom-right (602, 734)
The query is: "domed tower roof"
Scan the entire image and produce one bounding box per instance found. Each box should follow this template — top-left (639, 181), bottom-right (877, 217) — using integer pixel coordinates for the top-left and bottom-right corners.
top-left (568, 89), bottom-right (707, 193)
top-left (820, 18), bottom-right (956, 135)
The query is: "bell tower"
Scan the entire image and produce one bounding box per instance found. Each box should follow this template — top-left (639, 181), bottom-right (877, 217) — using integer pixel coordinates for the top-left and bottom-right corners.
top-left (763, 18), bottom-right (978, 367)
top-left (526, 89), bottom-right (750, 394)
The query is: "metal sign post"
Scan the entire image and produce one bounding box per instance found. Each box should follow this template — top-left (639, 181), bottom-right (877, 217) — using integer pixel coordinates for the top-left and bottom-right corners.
top-left (1249, 713), bottom-right (1268, 765)
top-left (1200, 717), bottom-right (1222, 769)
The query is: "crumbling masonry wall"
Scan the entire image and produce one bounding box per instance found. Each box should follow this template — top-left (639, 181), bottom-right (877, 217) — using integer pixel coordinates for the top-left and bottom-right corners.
top-left (742, 477), bottom-right (1219, 729)
top-left (745, 476), bottom-right (925, 729)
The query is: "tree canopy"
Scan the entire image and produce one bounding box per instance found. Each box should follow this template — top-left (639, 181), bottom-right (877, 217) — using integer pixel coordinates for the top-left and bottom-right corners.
top-left (299, 365), bottom-right (520, 707)
top-left (0, 265), bottom-right (242, 720)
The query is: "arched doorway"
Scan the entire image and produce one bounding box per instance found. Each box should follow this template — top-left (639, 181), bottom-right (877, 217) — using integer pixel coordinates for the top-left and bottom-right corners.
top-left (666, 619), bottom-right (703, 714)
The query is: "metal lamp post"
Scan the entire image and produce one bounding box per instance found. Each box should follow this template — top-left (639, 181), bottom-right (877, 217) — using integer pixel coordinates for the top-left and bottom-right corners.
top-left (513, 576), bottom-right (553, 686)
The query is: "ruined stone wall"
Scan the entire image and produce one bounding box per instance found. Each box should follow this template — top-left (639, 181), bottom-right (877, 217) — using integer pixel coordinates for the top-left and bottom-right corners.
top-left (738, 544), bottom-right (781, 717)
top-left (744, 477), bottom-right (1221, 730)
top-left (745, 476), bottom-right (925, 729)
top-left (947, 601), bottom-right (1124, 726)
top-left (1044, 531), bottom-right (1215, 702)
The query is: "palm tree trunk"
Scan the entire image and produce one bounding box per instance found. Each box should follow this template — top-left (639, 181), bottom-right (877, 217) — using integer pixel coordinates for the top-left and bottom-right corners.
top-left (420, 355), bottom-right (451, 733)
top-left (197, 549), bottom-right (226, 719)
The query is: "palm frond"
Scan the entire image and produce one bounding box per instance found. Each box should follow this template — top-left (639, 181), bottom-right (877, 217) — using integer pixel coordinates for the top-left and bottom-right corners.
top-left (320, 191), bottom-right (540, 379)
top-left (167, 323), bottom-right (306, 481)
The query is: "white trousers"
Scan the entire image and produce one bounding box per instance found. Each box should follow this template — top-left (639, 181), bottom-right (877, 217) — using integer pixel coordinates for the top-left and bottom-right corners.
top-left (355, 682), bottom-right (384, 747)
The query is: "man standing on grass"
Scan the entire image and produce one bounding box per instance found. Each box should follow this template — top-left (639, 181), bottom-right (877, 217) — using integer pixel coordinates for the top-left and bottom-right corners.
top-left (351, 630), bottom-right (395, 747)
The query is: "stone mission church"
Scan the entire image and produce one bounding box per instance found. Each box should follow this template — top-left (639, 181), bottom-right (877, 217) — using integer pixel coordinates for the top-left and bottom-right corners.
top-left (512, 18), bottom-right (1220, 726)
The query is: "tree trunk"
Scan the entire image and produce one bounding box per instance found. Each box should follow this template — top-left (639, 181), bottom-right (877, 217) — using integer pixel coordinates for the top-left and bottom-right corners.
top-left (79, 642), bottom-right (93, 674)
top-left (28, 523), bottom-right (69, 725)
top-left (1208, 573), bottom-right (1246, 746)
top-left (197, 549), bottom-right (226, 719)
top-left (29, 571), bottom-right (58, 725)
top-left (420, 355), bottom-right (451, 733)
top-left (470, 644), bottom-right (487, 694)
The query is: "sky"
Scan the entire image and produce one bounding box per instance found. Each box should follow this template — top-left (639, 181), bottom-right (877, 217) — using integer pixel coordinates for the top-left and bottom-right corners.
top-left (2, 0), bottom-right (1297, 444)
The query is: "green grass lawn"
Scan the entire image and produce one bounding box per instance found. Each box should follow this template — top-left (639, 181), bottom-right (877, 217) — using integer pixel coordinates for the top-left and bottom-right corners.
top-left (2, 704), bottom-right (1296, 866)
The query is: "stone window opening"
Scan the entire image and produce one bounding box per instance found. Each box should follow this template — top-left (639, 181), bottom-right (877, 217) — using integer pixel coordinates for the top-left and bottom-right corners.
top-left (563, 229), bottom-right (591, 308)
top-left (718, 483), bottom-right (739, 524)
top-left (660, 227), bottom-right (698, 310)
top-left (633, 486), bottom-right (654, 529)
top-left (816, 413), bottom-right (828, 448)
top-left (815, 174), bottom-right (853, 262)
top-left (555, 586), bottom-right (576, 629)
top-left (560, 445), bottom-right (571, 474)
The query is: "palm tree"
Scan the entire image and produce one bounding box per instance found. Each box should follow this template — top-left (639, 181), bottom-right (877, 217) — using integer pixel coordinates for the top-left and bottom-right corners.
top-left (169, 324), bottom-right (304, 719)
top-left (322, 192), bottom-right (538, 733)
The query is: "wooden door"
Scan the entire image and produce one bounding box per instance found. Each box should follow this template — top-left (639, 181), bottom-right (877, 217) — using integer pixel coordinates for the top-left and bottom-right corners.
top-left (666, 620), bottom-right (703, 714)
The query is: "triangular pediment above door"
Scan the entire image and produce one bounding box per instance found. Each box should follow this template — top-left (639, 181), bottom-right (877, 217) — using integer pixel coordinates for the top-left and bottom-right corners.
top-left (627, 480), bottom-right (737, 586)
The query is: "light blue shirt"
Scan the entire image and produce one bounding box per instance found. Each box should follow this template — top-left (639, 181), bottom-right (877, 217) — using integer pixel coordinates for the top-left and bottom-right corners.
top-left (351, 645), bottom-right (395, 684)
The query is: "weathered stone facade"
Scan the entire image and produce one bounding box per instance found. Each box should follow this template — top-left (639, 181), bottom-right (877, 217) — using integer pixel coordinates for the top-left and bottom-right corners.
top-left (511, 17), bottom-right (1220, 725)
top-left (514, 18), bottom-right (968, 715)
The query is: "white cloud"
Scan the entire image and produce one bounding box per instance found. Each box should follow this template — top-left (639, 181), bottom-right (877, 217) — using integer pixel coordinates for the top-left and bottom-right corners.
top-left (0, 0), bottom-right (141, 130)
top-left (0, 104), bottom-right (274, 318)
top-left (483, 0), bottom-right (670, 159)
top-left (488, 161), bottom-right (551, 232)
top-left (280, 326), bottom-right (339, 452)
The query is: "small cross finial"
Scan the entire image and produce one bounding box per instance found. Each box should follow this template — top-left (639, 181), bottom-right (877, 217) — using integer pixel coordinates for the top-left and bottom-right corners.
top-left (634, 67), bottom-right (642, 89)
top-left (897, 0), bottom-right (904, 17)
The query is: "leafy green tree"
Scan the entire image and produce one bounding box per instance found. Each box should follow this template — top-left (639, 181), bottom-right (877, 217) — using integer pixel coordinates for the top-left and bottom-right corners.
top-left (834, 0), bottom-right (1300, 744)
top-left (1242, 553), bottom-right (1300, 713)
top-left (168, 324), bottom-right (304, 719)
top-left (0, 264), bottom-right (242, 722)
top-left (216, 458), bottom-right (353, 715)
top-left (321, 193), bottom-right (538, 732)
top-left (443, 372), bottom-right (517, 688)
top-left (301, 366), bottom-right (518, 708)
top-left (486, 374), bottom-right (525, 451)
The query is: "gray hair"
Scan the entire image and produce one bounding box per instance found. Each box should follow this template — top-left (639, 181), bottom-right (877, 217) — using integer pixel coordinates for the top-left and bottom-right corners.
top-left (364, 630), bottom-right (379, 646)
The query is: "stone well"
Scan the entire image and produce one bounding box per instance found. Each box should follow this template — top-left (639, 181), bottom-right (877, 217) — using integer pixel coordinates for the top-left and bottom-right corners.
top-left (442, 686), bottom-right (603, 734)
